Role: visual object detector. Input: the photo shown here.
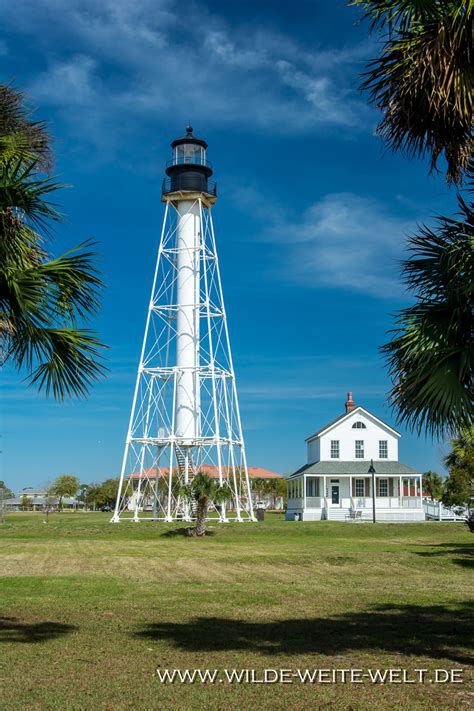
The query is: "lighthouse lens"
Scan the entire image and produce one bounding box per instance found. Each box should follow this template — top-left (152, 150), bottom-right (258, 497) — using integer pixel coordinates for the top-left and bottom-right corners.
top-left (177, 143), bottom-right (201, 165)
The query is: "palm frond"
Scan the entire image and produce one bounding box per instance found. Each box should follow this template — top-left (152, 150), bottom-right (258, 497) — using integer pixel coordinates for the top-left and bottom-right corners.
top-left (352, 1), bottom-right (473, 184)
top-left (19, 328), bottom-right (107, 400)
top-left (0, 158), bottom-right (63, 233)
top-left (0, 85), bottom-right (53, 171)
top-left (0, 84), bottom-right (107, 400)
top-left (382, 197), bottom-right (473, 437)
top-left (352, 1), bottom-right (468, 32)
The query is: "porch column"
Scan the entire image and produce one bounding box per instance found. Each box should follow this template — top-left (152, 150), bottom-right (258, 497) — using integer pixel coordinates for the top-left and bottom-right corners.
top-left (399, 475), bottom-right (402, 503)
top-left (350, 475), bottom-right (353, 503)
top-left (323, 476), bottom-right (326, 502)
top-left (419, 475), bottom-right (423, 509)
top-left (303, 474), bottom-right (307, 511)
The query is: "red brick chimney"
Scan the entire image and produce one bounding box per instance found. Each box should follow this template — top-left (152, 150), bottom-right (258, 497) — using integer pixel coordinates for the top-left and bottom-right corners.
top-left (345, 392), bottom-right (355, 414)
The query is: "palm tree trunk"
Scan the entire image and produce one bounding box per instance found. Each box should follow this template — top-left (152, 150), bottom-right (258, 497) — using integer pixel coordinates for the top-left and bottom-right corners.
top-left (194, 498), bottom-right (208, 537)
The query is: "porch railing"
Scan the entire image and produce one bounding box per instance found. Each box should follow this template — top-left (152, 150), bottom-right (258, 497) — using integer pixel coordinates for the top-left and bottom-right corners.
top-left (400, 496), bottom-right (422, 508)
top-left (288, 495), bottom-right (423, 510)
top-left (287, 497), bottom-right (304, 507)
top-left (351, 496), bottom-right (422, 509)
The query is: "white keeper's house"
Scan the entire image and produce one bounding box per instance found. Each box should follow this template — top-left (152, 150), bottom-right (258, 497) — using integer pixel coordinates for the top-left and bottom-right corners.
top-left (286, 393), bottom-right (424, 522)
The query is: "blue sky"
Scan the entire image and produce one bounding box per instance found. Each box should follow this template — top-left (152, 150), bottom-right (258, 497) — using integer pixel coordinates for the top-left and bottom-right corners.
top-left (1, 0), bottom-right (457, 490)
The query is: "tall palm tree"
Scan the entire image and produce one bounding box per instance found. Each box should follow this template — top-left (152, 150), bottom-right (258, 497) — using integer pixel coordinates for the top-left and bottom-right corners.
top-left (382, 197), bottom-right (473, 437)
top-left (179, 473), bottom-right (232, 537)
top-left (0, 85), bottom-right (106, 399)
top-left (352, 1), bottom-right (473, 184)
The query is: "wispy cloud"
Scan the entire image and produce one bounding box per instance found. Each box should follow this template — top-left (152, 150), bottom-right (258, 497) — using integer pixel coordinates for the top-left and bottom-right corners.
top-left (2, 0), bottom-right (370, 149)
top-left (276, 192), bottom-right (414, 298)
top-left (240, 382), bottom-right (386, 401)
top-left (235, 189), bottom-right (417, 299)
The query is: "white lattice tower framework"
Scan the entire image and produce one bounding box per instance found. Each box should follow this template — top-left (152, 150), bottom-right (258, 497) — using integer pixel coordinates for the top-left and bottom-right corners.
top-left (112, 187), bottom-right (255, 522)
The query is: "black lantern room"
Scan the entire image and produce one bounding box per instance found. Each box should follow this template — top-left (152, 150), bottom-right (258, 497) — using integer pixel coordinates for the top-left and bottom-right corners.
top-left (163, 126), bottom-right (215, 195)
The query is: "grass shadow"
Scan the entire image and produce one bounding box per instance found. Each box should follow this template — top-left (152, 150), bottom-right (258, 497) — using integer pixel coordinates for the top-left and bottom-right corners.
top-left (135, 603), bottom-right (472, 665)
top-left (0, 616), bottom-right (77, 643)
top-left (160, 527), bottom-right (216, 538)
top-left (413, 543), bottom-right (474, 569)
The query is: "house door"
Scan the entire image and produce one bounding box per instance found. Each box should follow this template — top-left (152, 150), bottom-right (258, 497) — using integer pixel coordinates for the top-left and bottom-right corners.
top-left (330, 484), bottom-right (340, 506)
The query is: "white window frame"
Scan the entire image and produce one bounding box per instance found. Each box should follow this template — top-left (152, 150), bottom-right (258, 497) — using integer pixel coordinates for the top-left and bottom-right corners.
top-left (379, 479), bottom-right (388, 497)
top-left (330, 440), bottom-right (340, 459)
top-left (352, 421), bottom-right (366, 429)
top-left (355, 478), bottom-right (365, 497)
top-left (379, 440), bottom-right (388, 459)
top-left (355, 440), bottom-right (364, 459)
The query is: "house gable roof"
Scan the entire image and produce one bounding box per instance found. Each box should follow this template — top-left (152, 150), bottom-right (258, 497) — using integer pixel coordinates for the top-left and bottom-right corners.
top-left (305, 406), bottom-right (400, 442)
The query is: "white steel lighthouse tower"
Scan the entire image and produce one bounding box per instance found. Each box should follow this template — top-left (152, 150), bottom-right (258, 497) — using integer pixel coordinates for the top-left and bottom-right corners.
top-left (112, 127), bottom-right (255, 522)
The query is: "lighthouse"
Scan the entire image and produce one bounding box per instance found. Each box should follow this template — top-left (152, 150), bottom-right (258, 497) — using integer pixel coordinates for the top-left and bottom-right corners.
top-left (112, 127), bottom-right (255, 522)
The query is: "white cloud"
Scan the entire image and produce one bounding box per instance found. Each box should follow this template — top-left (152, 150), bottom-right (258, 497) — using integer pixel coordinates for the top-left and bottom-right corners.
top-left (249, 191), bottom-right (416, 299)
top-left (32, 55), bottom-right (99, 106)
top-left (2, 0), bottom-right (370, 143)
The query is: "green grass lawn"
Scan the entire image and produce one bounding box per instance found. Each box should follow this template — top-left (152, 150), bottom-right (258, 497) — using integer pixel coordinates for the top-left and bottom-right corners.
top-left (0, 513), bottom-right (472, 710)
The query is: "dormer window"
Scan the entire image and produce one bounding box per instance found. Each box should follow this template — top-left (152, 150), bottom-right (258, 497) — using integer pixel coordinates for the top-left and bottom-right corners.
top-left (352, 421), bottom-right (366, 429)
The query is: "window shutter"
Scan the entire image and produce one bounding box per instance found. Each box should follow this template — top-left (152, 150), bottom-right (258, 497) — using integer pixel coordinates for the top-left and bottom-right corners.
top-left (389, 479), bottom-right (394, 496)
top-left (365, 477), bottom-right (370, 496)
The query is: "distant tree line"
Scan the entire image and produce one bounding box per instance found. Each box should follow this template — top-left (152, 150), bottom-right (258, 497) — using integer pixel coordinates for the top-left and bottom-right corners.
top-left (77, 479), bottom-right (120, 510)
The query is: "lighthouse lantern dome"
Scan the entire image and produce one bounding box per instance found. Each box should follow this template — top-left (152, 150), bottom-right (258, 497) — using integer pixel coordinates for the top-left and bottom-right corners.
top-left (164, 125), bottom-right (215, 196)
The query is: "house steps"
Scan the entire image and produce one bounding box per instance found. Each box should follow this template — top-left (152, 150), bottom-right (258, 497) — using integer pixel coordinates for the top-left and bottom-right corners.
top-left (326, 507), bottom-right (351, 521)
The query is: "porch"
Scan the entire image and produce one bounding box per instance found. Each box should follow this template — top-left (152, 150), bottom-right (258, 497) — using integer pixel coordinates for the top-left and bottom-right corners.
top-left (286, 471), bottom-right (425, 522)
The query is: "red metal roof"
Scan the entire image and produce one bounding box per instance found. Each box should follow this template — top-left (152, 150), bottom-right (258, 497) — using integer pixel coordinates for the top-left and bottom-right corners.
top-left (127, 465), bottom-right (283, 480)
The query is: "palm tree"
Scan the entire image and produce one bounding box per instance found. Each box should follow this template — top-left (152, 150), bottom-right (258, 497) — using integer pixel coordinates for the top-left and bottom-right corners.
top-left (422, 470), bottom-right (444, 500)
top-left (352, 1), bottom-right (473, 184)
top-left (0, 85), bottom-right (106, 399)
top-left (252, 477), bottom-right (267, 503)
top-left (264, 479), bottom-right (281, 510)
top-left (179, 473), bottom-right (232, 537)
top-left (444, 426), bottom-right (474, 468)
top-left (382, 197), bottom-right (473, 437)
